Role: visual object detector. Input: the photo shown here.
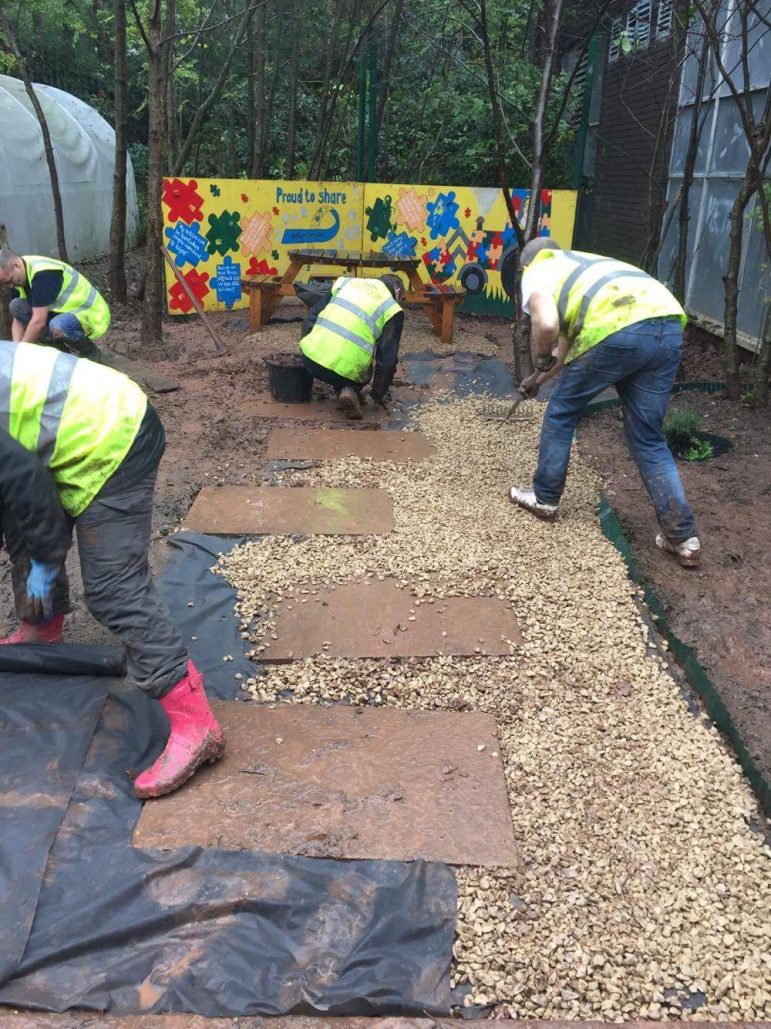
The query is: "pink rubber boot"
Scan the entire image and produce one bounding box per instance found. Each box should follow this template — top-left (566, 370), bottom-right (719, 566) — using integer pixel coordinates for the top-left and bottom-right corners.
top-left (133, 660), bottom-right (225, 799)
top-left (0, 614), bottom-right (65, 645)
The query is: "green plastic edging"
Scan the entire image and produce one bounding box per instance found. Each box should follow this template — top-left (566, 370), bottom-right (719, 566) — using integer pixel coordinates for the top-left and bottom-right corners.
top-left (598, 496), bottom-right (770, 817)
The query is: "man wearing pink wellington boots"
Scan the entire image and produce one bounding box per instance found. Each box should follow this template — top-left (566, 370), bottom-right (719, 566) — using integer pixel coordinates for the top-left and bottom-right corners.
top-left (0, 340), bottom-right (225, 798)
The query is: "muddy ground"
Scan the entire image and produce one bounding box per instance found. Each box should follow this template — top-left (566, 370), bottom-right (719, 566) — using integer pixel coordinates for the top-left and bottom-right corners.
top-left (1, 296), bottom-right (767, 802)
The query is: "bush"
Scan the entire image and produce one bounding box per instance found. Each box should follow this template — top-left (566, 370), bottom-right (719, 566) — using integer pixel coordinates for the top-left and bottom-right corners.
top-left (663, 409), bottom-right (702, 449)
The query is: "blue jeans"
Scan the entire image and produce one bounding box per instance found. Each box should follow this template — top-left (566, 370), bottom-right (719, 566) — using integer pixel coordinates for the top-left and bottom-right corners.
top-left (534, 317), bottom-right (697, 542)
top-left (9, 298), bottom-right (93, 355)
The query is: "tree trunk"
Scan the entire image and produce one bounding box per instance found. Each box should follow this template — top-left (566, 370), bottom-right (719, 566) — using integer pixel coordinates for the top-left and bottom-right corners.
top-left (722, 176), bottom-right (755, 400)
top-left (286, 0), bottom-right (299, 177)
top-left (109, 0), bottom-right (128, 302)
top-left (375, 0), bottom-right (405, 137)
top-left (673, 33), bottom-right (711, 302)
top-left (309, 0), bottom-right (344, 178)
top-left (141, 4), bottom-right (167, 343)
top-left (0, 8), bottom-right (69, 261)
top-left (752, 302), bottom-right (771, 408)
top-left (260, 0), bottom-right (284, 170)
top-left (249, 0), bottom-right (267, 177)
top-left (525, 0), bottom-right (564, 241)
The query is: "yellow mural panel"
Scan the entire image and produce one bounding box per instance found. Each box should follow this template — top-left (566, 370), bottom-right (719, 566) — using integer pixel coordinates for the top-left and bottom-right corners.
top-left (161, 176), bottom-right (576, 316)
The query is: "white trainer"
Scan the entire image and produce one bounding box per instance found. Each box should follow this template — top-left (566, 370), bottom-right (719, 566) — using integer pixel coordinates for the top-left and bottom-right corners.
top-left (655, 534), bottom-right (701, 568)
top-left (508, 486), bottom-right (559, 522)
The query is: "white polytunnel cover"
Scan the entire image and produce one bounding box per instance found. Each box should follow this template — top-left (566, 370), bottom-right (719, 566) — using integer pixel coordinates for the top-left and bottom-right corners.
top-left (0, 74), bottom-right (138, 261)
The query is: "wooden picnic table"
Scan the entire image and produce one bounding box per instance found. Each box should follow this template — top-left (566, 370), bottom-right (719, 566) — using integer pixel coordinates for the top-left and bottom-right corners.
top-left (240, 247), bottom-right (465, 345)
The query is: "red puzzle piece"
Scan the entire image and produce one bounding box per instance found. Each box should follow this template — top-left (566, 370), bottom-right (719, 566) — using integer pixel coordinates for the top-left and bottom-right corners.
top-left (168, 268), bottom-right (210, 313)
top-left (163, 178), bottom-right (205, 225)
top-left (246, 256), bottom-right (278, 277)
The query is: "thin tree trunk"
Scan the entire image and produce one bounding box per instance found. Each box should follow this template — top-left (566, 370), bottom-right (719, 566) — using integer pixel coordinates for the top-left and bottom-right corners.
top-left (260, 0), bottom-right (284, 170)
top-left (172, 2), bottom-right (256, 176)
top-left (723, 176), bottom-right (755, 400)
top-left (109, 0), bottom-right (128, 302)
top-left (673, 33), bottom-right (711, 301)
top-left (140, 1), bottom-right (167, 343)
top-left (752, 303), bottom-right (771, 408)
top-left (0, 9), bottom-right (69, 261)
top-left (375, 0), bottom-right (405, 137)
top-left (309, 0), bottom-right (344, 178)
top-left (248, 0), bottom-right (266, 176)
top-left (525, 0), bottom-right (564, 241)
top-left (286, 0), bottom-right (299, 177)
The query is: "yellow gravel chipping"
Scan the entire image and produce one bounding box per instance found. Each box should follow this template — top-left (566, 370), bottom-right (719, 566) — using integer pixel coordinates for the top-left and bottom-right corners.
top-left (218, 395), bottom-right (770, 1022)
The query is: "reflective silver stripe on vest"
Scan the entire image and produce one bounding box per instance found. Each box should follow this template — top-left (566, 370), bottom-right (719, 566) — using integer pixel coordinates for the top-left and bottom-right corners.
top-left (370, 296), bottom-right (396, 326)
top-left (572, 269), bottom-right (651, 338)
top-left (315, 317), bottom-right (376, 356)
top-left (556, 253), bottom-right (613, 318)
top-left (0, 344), bottom-right (17, 436)
top-left (69, 283), bottom-right (97, 319)
top-left (56, 268), bottom-right (81, 307)
top-left (327, 296), bottom-right (380, 336)
top-left (37, 352), bottom-right (77, 465)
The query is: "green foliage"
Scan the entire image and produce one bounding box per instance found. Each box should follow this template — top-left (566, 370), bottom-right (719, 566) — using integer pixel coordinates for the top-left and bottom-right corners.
top-left (663, 408), bottom-right (702, 448)
top-left (682, 438), bottom-right (714, 461)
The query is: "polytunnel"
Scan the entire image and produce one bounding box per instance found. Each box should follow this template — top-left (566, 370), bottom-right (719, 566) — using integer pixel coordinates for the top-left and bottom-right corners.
top-left (0, 74), bottom-right (138, 261)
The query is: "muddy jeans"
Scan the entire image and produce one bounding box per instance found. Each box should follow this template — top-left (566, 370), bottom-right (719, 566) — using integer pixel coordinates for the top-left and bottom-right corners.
top-left (2, 469), bottom-right (188, 700)
top-left (533, 317), bottom-right (697, 543)
top-left (9, 298), bottom-right (100, 360)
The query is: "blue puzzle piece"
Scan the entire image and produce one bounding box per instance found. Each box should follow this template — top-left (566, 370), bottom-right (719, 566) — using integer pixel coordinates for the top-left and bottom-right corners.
top-left (382, 229), bottom-right (417, 260)
top-left (426, 190), bottom-right (460, 241)
top-left (164, 222), bottom-right (210, 268)
top-left (501, 224), bottom-right (518, 246)
top-left (210, 255), bottom-right (242, 309)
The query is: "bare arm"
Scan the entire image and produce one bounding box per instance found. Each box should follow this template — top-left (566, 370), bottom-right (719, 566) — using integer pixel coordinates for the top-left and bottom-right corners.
top-left (527, 290), bottom-right (560, 357)
top-left (22, 306), bottom-right (50, 343)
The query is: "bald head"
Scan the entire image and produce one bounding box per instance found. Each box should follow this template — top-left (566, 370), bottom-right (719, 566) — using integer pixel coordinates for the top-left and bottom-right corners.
top-left (520, 237), bottom-right (560, 267)
top-left (0, 249), bottom-right (25, 286)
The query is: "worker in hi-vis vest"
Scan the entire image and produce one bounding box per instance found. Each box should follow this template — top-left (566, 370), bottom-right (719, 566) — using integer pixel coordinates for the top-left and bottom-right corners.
top-left (508, 238), bottom-right (700, 569)
top-left (298, 274), bottom-right (404, 420)
top-left (0, 341), bottom-right (224, 798)
top-left (0, 249), bottom-right (110, 360)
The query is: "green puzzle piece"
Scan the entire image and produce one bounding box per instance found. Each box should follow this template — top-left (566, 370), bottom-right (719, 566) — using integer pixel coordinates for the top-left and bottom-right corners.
top-left (365, 195), bottom-right (394, 242)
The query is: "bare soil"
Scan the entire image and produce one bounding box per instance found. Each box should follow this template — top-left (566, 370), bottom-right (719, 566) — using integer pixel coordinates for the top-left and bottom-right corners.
top-left (578, 390), bottom-right (771, 788)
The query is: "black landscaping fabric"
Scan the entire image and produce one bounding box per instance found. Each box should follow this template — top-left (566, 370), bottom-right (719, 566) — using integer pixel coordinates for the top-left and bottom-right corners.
top-left (158, 531), bottom-right (254, 694)
top-left (400, 350), bottom-right (515, 398)
top-left (0, 643), bottom-right (124, 677)
top-left (0, 534), bottom-right (457, 1017)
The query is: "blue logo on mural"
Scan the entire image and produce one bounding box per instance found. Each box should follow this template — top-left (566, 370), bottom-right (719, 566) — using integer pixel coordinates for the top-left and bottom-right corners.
top-left (210, 256), bottom-right (242, 309)
top-left (382, 229), bottom-right (417, 259)
top-left (281, 209), bottom-right (341, 245)
top-left (426, 190), bottom-right (461, 240)
top-left (164, 222), bottom-right (210, 268)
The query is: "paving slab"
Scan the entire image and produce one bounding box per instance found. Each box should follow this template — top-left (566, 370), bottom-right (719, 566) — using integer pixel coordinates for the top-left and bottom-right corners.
top-left (262, 578), bottom-right (522, 660)
top-left (266, 428), bottom-right (435, 463)
top-left (241, 397), bottom-right (389, 423)
top-left (183, 486), bottom-right (393, 535)
top-left (133, 703), bottom-right (518, 868)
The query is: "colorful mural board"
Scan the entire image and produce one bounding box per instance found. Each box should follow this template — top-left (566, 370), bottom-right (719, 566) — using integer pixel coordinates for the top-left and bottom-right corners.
top-left (162, 177), bottom-right (577, 317)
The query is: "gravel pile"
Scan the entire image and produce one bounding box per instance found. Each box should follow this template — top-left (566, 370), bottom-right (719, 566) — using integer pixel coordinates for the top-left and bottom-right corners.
top-left (218, 396), bottom-right (770, 1021)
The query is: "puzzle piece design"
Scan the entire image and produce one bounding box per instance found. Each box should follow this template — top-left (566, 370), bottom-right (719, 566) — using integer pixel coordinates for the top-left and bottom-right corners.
top-left (164, 222), bottom-right (209, 268)
top-left (246, 256), bottom-right (278, 277)
top-left (365, 195), bottom-right (394, 242)
top-left (206, 210), bottom-right (242, 256)
top-left (464, 207), bottom-right (472, 219)
top-left (168, 268), bottom-right (210, 314)
top-left (271, 249), bottom-right (280, 261)
top-left (241, 193), bottom-right (249, 203)
top-left (426, 190), bottom-right (460, 240)
top-left (502, 224), bottom-right (518, 246)
top-left (272, 206), bottom-right (279, 216)
top-left (210, 255), bottom-right (242, 309)
top-left (210, 184), bottom-right (221, 197)
top-left (162, 178), bottom-right (204, 225)
top-left (395, 187), bottom-right (428, 231)
top-left (240, 210), bottom-right (273, 255)
top-left (382, 229), bottom-right (417, 260)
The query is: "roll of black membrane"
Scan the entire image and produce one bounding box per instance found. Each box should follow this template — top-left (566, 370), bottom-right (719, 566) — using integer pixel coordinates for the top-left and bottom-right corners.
top-left (0, 644), bottom-right (125, 677)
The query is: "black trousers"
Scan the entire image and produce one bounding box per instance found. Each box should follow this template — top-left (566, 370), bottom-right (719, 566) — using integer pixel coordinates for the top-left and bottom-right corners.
top-left (302, 355), bottom-right (370, 393)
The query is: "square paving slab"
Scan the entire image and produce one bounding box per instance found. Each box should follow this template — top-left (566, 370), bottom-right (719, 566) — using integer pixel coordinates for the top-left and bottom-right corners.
top-left (241, 397), bottom-right (389, 423)
top-left (133, 703), bottom-right (518, 868)
top-left (262, 577), bottom-right (522, 660)
top-left (184, 486), bottom-right (393, 535)
top-left (266, 428), bottom-right (435, 463)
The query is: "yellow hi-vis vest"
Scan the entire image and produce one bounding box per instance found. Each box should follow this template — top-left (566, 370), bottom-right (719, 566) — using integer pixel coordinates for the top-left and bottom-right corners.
top-left (529, 249), bottom-right (686, 362)
top-left (0, 341), bottom-right (147, 517)
top-left (18, 256), bottom-right (111, 340)
top-left (300, 277), bottom-right (402, 383)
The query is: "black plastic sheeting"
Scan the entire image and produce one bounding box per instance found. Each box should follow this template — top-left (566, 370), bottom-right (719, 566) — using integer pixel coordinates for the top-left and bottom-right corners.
top-left (0, 535), bottom-right (457, 1017)
top-left (0, 675), bottom-right (108, 984)
top-left (400, 350), bottom-right (515, 398)
top-left (0, 643), bottom-right (124, 677)
top-left (157, 531), bottom-right (254, 694)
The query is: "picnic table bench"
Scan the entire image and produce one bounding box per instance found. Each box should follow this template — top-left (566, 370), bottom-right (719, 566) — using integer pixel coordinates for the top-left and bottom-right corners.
top-left (241, 247), bottom-right (465, 345)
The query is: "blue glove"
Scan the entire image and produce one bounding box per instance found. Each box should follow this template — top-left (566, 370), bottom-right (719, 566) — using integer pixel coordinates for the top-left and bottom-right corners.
top-left (26, 560), bottom-right (60, 621)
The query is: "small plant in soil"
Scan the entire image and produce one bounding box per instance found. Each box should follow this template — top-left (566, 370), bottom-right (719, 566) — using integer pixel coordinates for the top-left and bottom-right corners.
top-left (663, 409), bottom-right (702, 448)
top-left (683, 437), bottom-right (715, 461)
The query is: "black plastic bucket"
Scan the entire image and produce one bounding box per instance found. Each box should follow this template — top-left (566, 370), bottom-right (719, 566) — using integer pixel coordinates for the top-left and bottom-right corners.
top-left (265, 352), bottom-right (313, 403)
